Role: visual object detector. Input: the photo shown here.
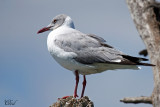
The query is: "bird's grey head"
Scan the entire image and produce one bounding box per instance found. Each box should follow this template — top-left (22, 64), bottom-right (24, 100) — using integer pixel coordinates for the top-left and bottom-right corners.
top-left (37, 14), bottom-right (75, 34)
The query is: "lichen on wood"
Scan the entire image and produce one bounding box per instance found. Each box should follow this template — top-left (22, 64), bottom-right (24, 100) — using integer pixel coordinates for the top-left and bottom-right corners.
top-left (50, 96), bottom-right (94, 107)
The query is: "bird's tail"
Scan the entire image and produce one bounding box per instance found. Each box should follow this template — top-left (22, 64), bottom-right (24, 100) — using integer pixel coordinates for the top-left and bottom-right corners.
top-left (137, 62), bottom-right (155, 66)
top-left (122, 55), bottom-right (155, 66)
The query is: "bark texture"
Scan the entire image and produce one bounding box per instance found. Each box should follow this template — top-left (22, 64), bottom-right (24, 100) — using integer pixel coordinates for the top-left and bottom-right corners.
top-left (50, 96), bottom-right (94, 107)
top-left (121, 0), bottom-right (160, 107)
top-left (120, 96), bottom-right (152, 104)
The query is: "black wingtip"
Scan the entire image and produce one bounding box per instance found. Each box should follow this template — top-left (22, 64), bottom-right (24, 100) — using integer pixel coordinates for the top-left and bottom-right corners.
top-left (138, 62), bottom-right (156, 66)
top-left (122, 55), bottom-right (155, 66)
top-left (139, 57), bottom-right (148, 61)
top-left (122, 55), bottom-right (148, 62)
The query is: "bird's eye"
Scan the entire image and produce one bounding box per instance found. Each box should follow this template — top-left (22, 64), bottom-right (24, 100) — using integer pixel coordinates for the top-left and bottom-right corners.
top-left (53, 19), bottom-right (57, 24)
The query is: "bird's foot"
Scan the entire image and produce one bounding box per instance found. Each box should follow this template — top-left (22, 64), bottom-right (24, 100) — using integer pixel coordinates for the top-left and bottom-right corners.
top-left (58, 94), bottom-right (79, 100)
top-left (73, 94), bottom-right (79, 98)
top-left (58, 96), bottom-right (70, 100)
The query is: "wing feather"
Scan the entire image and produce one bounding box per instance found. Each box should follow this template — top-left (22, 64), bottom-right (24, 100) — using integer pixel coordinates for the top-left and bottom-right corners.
top-left (54, 32), bottom-right (152, 65)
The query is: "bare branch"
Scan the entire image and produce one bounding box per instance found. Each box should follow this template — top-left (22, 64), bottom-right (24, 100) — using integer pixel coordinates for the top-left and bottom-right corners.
top-left (139, 49), bottom-right (148, 56)
top-left (120, 96), bottom-right (152, 104)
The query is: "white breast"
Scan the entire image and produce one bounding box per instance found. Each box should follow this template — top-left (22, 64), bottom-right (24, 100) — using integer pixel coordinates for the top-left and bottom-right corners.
top-left (47, 26), bottom-right (95, 74)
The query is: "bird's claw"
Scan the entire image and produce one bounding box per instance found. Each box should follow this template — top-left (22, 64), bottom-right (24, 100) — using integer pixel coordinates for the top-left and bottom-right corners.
top-left (58, 96), bottom-right (70, 100)
top-left (73, 94), bottom-right (79, 98)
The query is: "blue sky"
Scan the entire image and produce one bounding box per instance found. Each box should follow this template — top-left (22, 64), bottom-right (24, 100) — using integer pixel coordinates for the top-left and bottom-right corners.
top-left (0, 0), bottom-right (154, 107)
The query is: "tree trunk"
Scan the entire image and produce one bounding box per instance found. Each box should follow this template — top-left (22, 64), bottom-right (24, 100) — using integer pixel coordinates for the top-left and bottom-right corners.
top-left (120, 0), bottom-right (160, 107)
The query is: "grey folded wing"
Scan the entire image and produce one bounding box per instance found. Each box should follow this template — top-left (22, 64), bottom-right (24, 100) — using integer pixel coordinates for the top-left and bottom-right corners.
top-left (54, 32), bottom-right (129, 64)
top-left (73, 47), bottom-right (125, 64)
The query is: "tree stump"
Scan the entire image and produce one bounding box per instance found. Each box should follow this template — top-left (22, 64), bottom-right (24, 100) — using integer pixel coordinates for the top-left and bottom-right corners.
top-left (50, 96), bottom-right (94, 107)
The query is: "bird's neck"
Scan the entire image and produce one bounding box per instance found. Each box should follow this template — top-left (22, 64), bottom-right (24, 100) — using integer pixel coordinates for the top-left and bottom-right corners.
top-left (62, 16), bottom-right (75, 29)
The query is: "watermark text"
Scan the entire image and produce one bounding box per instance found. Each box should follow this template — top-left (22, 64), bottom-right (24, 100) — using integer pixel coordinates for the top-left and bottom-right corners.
top-left (4, 99), bottom-right (18, 105)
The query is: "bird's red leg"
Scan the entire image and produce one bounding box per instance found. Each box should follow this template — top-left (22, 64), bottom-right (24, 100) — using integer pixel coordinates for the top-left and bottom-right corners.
top-left (59, 70), bottom-right (79, 99)
top-left (74, 70), bottom-right (79, 98)
top-left (81, 75), bottom-right (86, 98)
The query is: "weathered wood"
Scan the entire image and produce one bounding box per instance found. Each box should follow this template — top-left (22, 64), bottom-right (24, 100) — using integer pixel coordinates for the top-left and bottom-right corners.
top-left (50, 96), bottom-right (94, 107)
top-left (120, 96), bottom-right (152, 104)
top-left (122, 0), bottom-right (160, 107)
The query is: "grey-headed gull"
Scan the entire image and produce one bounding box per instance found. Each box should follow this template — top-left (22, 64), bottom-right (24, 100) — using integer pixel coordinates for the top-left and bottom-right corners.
top-left (37, 14), bottom-right (154, 98)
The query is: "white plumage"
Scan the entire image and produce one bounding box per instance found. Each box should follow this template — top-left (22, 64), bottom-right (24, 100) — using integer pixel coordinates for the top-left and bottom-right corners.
top-left (37, 14), bottom-right (153, 98)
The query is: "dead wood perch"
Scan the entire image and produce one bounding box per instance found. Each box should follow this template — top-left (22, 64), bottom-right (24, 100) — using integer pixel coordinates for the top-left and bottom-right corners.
top-left (50, 96), bottom-right (94, 107)
top-left (120, 96), bottom-right (152, 104)
top-left (123, 0), bottom-right (160, 106)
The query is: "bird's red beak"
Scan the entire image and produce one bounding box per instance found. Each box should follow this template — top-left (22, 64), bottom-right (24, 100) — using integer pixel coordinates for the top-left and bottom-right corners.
top-left (37, 26), bottom-right (51, 34)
